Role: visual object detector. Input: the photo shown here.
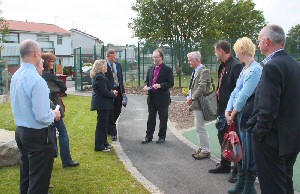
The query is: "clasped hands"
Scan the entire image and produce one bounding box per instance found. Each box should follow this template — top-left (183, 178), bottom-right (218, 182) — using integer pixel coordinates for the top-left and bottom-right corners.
top-left (225, 110), bottom-right (238, 125)
top-left (143, 84), bottom-right (161, 91)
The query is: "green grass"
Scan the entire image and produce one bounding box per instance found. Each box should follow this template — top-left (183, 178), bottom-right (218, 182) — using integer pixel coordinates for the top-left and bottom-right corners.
top-left (0, 95), bottom-right (150, 194)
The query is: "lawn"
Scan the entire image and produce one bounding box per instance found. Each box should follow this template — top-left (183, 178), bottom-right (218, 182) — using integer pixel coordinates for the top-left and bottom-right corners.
top-left (0, 95), bottom-right (149, 194)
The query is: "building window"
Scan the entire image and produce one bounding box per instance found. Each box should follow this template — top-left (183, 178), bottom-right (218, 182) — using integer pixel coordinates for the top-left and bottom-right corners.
top-left (3, 33), bottom-right (19, 43)
top-left (2, 56), bottom-right (20, 67)
top-left (57, 35), bottom-right (63, 44)
top-left (37, 34), bottom-right (50, 42)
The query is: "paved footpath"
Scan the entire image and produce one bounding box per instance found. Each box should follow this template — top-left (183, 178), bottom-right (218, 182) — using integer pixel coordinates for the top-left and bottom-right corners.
top-left (116, 94), bottom-right (261, 194)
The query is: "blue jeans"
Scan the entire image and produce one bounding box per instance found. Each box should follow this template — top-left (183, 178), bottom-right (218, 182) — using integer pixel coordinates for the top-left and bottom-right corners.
top-left (54, 119), bottom-right (73, 165)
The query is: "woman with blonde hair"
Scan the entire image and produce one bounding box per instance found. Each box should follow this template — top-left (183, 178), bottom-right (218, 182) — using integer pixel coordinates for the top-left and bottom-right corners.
top-left (91, 60), bottom-right (118, 151)
top-left (225, 37), bottom-right (262, 194)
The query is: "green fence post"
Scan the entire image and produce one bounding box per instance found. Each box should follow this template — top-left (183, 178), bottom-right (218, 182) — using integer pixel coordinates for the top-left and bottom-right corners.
top-left (101, 45), bottom-right (105, 59)
top-left (94, 45), bottom-right (96, 61)
top-left (74, 48), bottom-right (77, 91)
top-left (80, 47), bottom-right (83, 91)
top-left (124, 48), bottom-right (127, 82)
top-left (142, 47), bottom-right (145, 80)
top-left (138, 43), bottom-right (141, 87)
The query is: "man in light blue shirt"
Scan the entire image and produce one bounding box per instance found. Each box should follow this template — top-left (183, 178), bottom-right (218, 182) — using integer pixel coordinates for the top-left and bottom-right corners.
top-left (10, 39), bottom-right (61, 194)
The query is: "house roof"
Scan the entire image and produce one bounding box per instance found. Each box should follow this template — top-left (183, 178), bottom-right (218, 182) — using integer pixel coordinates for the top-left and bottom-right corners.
top-left (70, 28), bottom-right (103, 43)
top-left (4, 20), bottom-right (71, 36)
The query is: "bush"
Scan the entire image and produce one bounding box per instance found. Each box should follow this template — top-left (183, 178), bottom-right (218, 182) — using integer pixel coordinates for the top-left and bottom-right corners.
top-left (63, 66), bottom-right (72, 75)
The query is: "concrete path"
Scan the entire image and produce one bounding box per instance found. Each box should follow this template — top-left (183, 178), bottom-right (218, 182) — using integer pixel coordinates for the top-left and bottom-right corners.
top-left (117, 94), bottom-right (240, 194)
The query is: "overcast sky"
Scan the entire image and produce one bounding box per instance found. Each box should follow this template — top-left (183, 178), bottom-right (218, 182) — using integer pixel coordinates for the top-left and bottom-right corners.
top-left (1, 0), bottom-right (300, 45)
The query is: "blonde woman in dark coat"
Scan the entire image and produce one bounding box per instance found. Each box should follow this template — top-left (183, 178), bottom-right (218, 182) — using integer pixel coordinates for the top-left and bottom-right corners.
top-left (91, 60), bottom-right (118, 151)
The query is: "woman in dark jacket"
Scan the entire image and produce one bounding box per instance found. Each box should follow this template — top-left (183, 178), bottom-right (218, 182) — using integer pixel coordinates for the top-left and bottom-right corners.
top-left (41, 52), bottom-right (79, 168)
top-left (91, 60), bottom-right (118, 152)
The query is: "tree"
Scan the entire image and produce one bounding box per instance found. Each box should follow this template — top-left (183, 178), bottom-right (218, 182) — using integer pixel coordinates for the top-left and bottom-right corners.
top-left (129, 0), bottom-right (216, 87)
top-left (0, 1), bottom-right (9, 52)
top-left (198, 0), bottom-right (265, 60)
top-left (129, 0), bottom-right (266, 86)
top-left (286, 24), bottom-right (300, 54)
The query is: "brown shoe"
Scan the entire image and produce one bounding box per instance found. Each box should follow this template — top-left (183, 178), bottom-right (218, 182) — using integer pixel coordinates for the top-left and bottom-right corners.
top-left (192, 148), bottom-right (202, 157)
top-left (193, 152), bottom-right (211, 160)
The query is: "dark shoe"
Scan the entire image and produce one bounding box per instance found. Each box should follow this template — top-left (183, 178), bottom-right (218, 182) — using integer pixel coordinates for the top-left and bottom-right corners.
top-left (156, 138), bottom-right (165, 144)
top-left (95, 147), bottom-right (111, 152)
top-left (208, 164), bottom-right (231, 173)
top-left (112, 136), bottom-right (117, 141)
top-left (193, 152), bottom-right (210, 160)
top-left (104, 143), bottom-right (112, 148)
top-left (63, 161), bottom-right (80, 168)
top-left (192, 148), bottom-right (202, 157)
top-left (141, 137), bottom-right (152, 144)
top-left (228, 165), bottom-right (238, 183)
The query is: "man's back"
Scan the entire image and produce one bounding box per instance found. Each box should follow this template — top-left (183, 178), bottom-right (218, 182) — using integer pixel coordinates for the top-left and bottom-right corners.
top-left (253, 50), bottom-right (300, 156)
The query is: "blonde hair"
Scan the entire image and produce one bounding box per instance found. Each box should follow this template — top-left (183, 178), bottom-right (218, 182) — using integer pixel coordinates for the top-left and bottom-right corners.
top-left (233, 37), bottom-right (256, 57)
top-left (90, 59), bottom-right (107, 78)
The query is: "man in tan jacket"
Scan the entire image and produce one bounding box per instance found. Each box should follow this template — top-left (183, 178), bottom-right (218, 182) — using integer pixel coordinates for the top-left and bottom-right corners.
top-left (187, 51), bottom-right (212, 160)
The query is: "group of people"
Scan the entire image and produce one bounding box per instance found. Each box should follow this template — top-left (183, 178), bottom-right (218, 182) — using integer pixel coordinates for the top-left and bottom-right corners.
top-left (10, 23), bottom-right (300, 194)
top-left (90, 49), bottom-right (126, 152)
top-left (11, 40), bottom-right (81, 194)
top-left (184, 24), bottom-right (300, 194)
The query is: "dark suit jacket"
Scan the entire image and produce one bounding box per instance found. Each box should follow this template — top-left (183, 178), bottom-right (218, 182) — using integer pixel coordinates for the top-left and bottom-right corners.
top-left (217, 56), bottom-right (243, 115)
top-left (91, 73), bottom-right (115, 111)
top-left (145, 63), bottom-right (174, 107)
top-left (248, 50), bottom-right (300, 156)
top-left (105, 62), bottom-right (125, 96)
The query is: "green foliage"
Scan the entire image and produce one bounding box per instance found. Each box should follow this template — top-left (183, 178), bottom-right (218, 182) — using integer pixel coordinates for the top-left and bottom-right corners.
top-left (129, 0), bottom-right (265, 87)
top-left (63, 66), bottom-right (72, 75)
top-left (286, 24), bottom-right (300, 54)
top-left (182, 87), bottom-right (189, 95)
top-left (82, 63), bottom-right (92, 67)
top-left (0, 96), bottom-right (149, 194)
top-left (0, 2), bottom-right (9, 51)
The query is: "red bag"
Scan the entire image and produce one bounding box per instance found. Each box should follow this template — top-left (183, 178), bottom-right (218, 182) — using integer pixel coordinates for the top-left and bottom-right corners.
top-left (221, 122), bottom-right (243, 163)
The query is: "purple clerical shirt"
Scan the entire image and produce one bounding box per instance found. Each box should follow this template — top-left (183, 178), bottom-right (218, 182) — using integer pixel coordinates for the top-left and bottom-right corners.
top-left (151, 64), bottom-right (162, 92)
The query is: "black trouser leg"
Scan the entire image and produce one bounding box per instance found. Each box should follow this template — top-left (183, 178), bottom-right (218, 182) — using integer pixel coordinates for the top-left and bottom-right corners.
top-left (253, 137), bottom-right (298, 194)
top-left (218, 124), bottom-right (231, 167)
top-left (95, 110), bottom-right (109, 149)
top-left (157, 106), bottom-right (169, 139)
top-left (15, 126), bottom-right (55, 194)
top-left (146, 103), bottom-right (157, 140)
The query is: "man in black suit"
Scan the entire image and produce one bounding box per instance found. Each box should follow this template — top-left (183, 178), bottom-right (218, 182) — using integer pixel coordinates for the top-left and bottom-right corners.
top-left (105, 49), bottom-right (126, 141)
top-left (248, 24), bottom-right (300, 194)
top-left (208, 40), bottom-right (243, 183)
top-left (142, 49), bottom-right (174, 144)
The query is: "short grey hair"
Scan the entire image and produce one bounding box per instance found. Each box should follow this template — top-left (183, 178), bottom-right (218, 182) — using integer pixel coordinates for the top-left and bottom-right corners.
top-left (261, 24), bottom-right (285, 46)
top-left (187, 51), bottom-right (202, 62)
top-left (90, 59), bottom-right (107, 78)
top-left (19, 39), bottom-right (41, 58)
top-left (106, 49), bottom-right (115, 57)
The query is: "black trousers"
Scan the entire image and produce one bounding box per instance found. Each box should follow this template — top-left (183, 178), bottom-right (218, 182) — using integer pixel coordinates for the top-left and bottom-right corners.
top-left (146, 103), bottom-right (169, 140)
top-left (15, 126), bottom-right (55, 194)
top-left (253, 137), bottom-right (298, 194)
top-left (108, 87), bottom-right (122, 136)
top-left (95, 110), bottom-right (109, 149)
top-left (216, 114), bottom-right (231, 167)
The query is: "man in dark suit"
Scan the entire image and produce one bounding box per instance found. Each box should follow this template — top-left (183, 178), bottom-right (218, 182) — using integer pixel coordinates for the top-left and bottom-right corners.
top-left (248, 24), bottom-right (300, 194)
top-left (141, 49), bottom-right (174, 144)
top-left (105, 49), bottom-right (126, 141)
top-left (208, 40), bottom-right (243, 183)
